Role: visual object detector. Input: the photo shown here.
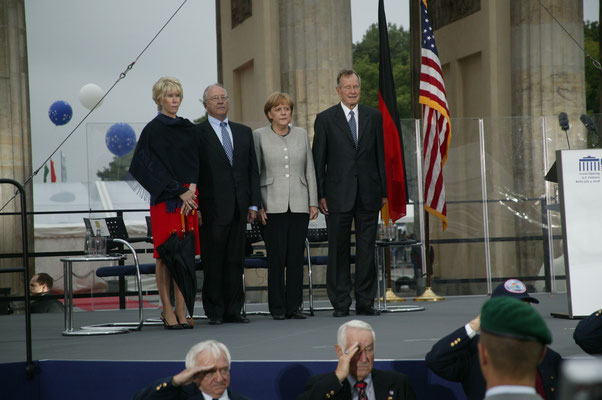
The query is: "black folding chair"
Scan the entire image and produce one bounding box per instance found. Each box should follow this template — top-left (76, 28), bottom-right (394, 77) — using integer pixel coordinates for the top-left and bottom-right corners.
top-left (242, 221), bottom-right (270, 316)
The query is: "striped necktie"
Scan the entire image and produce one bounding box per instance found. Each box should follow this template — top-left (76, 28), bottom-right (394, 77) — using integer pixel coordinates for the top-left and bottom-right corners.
top-left (349, 110), bottom-right (358, 149)
top-left (354, 380), bottom-right (368, 400)
top-left (220, 121), bottom-right (233, 165)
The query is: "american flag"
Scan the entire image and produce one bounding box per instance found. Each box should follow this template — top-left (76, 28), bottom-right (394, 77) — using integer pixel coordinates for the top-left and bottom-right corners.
top-left (419, 0), bottom-right (451, 231)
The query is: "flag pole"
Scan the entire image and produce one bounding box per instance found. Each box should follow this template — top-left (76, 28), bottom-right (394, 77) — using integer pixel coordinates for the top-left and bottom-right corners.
top-left (413, 0), bottom-right (443, 302)
top-left (414, 212), bottom-right (444, 301)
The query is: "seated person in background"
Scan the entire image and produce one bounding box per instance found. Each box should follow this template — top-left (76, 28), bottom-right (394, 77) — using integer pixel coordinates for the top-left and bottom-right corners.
top-left (478, 296), bottom-right (552, 400)
top-left (573, 308), bottom-right (602, 355)
top-left (133, 340), bottom-right (249, 400)
top-left (298, 320), bottom-right (415, 400)
top-left (29, 273), bottom-right (63, 313)
top-left (425, 279), bottom-right (561, 400)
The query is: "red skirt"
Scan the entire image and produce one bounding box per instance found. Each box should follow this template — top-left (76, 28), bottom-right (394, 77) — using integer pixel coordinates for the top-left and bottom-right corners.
top-left (150, 193), bottom-right (200, 259)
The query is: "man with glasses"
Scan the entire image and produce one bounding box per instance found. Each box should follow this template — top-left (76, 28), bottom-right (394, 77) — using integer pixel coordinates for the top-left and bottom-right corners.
top-left (312, 69), bottom-right (387, 317)
top-left (133, 340), bottom-right (249, 399)
top-left (196, 83), bottom-right (261, 325)
top-left (298, 320), bottom-right (415, 400)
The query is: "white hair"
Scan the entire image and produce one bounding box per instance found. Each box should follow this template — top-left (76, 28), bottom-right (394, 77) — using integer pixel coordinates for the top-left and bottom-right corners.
top-left (337, 320), bottom-right (375, 349)
top-left (202, 83), bottom-right (228, 104)
top-left (185, 340), bottom-right (231, 368)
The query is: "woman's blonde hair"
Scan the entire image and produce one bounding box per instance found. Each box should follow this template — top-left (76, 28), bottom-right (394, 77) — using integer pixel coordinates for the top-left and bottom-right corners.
top-left (263, 92), bottom-right (294, 122)
top-left (152, 77), bottom-right (183, 111)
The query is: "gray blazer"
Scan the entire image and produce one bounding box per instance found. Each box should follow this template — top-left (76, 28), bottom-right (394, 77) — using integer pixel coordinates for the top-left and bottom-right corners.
top-left (253, 125), bottom-right (318, 214)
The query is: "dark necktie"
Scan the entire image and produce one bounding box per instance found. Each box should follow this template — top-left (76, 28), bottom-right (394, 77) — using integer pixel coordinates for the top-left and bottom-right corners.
top-left (348, 110), bottom-right (358, 149)
top-left (354, 380), bottom-right (368, 400)
top-left (220, 121), bottom-right (233, 165)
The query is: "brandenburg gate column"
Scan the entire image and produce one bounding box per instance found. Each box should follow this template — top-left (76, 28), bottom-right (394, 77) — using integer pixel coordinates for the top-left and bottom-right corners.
top-left (0, 0), bottom-right (34, 300)
top-left (278, 0), bottom-right (352, 141)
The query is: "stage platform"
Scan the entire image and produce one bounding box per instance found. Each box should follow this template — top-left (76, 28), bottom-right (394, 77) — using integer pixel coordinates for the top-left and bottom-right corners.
top-left (0, 293), bottom-right (591, 399)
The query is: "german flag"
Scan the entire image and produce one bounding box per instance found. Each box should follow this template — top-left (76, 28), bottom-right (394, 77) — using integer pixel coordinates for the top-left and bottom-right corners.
top-left (378, 0), bottom-right (407, 222)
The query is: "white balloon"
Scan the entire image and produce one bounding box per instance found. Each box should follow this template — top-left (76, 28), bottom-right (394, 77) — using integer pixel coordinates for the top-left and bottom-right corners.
top-left (79, 83), bottom-right (104, 110)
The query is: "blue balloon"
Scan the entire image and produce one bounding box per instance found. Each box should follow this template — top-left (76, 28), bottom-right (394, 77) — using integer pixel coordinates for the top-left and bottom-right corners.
top-left (105, 123), bottom-right (137, 157)
top-left (48, 100), bottom-right (73, 126)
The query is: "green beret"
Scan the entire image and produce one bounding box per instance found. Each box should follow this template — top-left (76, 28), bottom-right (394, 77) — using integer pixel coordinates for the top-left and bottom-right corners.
top-left (481, 296), bottom-right (552, 345)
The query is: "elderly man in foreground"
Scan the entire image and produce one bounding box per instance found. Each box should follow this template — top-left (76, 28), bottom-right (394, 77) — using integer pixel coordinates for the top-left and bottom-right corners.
top-left (298, 320), bottom-right (415, 400)
top-left (133, 340), bottom-right (249, 400)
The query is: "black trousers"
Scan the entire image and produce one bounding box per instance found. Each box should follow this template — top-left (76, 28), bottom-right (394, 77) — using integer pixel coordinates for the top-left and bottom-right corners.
top-left (326, 191), bottom-right (378, 312)
top-left (263, 211), bottom-right (309, 316)
top-left (200, 207), bottom-right (246, 320)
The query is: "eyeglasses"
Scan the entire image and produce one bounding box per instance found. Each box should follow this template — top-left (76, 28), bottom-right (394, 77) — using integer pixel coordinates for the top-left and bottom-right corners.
top-left (207, 95), bottom-right (229, 103)
top-left (340, 85), bottom-right (360, 91)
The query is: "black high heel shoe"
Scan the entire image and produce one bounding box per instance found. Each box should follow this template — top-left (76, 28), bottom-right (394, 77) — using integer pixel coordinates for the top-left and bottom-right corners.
top-left (161, 312), bottom-right (183, 330)
top-left (177, 315), bottom-right (193, 329)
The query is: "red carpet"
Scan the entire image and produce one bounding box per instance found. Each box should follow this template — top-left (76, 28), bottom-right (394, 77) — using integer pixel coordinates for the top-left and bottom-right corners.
top-left (70, 297), bottom-right (159, 311)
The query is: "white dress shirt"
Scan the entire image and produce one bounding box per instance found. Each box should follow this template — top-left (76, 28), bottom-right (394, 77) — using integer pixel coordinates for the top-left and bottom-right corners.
top-left (201, 390), bottom-right (230, 400)
top-left (208, 115), bottom-right (234, 150)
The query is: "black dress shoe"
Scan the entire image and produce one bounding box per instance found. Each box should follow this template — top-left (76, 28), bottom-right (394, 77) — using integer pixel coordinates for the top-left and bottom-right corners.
top-left (177, 316), bottom-right (194, 329)
top-left (272, 314), bottom-right (286, 320)
top-left (161, 313), bottom-right (183, 330)
top-left (225, 315), bottom-right (250, 323)
top-left (286, 311), bottom-right (306, 320)
top-left (333, 309), bottom-right (350, 317)
top-left (356, 307), bottom-right (381, 316)
top-left (208, 318), bottom-right (223, 325)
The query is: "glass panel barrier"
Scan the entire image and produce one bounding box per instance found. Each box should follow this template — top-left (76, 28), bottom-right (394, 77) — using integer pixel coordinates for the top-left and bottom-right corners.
top-left (23, 114), bottom-right (601, 303)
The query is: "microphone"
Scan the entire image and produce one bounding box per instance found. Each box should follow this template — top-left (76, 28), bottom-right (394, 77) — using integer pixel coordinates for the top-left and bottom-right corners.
top-left (558, 112), bottom-right (570, 149)
top-left (580, 114), bottom-right (596, 132)
top-left (580, 114), bottom-right (600, 148)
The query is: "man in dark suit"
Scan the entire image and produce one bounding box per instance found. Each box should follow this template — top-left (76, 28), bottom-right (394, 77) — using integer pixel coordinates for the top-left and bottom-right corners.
top-left (573, 308), bottom-right (602, 355)
top-left (29, 273), bottom-right (63, 313)
top-left (425, 279), bottom-right (562, 400)
top-left (197, 83), bottom-right (261, 325)
top-left (313, 69), bottom-right (387, 317)
top-left (133, 340), bottom-right (249, 400)
top-left (298, 320), bottom-right (415, 400)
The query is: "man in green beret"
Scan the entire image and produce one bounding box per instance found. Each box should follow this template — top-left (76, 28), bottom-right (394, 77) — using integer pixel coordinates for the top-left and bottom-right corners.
top-left (478, 297), bottom-right (552, 400)
top-left (425, 279), bottom-right (561, 400)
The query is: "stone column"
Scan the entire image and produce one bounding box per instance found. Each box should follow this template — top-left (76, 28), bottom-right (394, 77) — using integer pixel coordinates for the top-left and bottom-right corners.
top-left (279, 0), bottom-right (352, 141)
top-left (510, 0), bottom-right (585, 275)
top-left (0, 0), bottom-right (34, 299)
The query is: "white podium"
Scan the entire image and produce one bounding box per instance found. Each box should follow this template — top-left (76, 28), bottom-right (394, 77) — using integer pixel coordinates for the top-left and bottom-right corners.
top-left (557, 149), bottom-right (602, 317)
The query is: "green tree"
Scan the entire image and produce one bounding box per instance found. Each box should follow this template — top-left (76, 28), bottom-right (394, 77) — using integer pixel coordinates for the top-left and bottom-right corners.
top-left (584, 20), bottom-right (600, 114)
top-left (353, 23), bottom-right (411, 118)
top-left (97, 151), bottom-right (135, 181)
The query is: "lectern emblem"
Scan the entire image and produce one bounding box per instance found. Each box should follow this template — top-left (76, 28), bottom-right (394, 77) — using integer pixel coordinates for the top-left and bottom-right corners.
top-left (579, 156), bottom-right (601, 172)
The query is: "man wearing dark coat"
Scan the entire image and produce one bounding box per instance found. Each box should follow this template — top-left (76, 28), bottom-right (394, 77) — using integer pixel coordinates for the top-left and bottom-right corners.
top-left (425, 279), bottom-right (562, 400)
top-left (573, 308), bottom-right (602, 355)
top-left (133, 340), bottom-right (249, 400)
top-left (312, 69), bottom-right (387, 317)
top-left (29, 273), bottom-right (63, 313)
top-left (196, 83), bottom-right (261, 325)
top-left (298, 320), bottom-right (415, 400)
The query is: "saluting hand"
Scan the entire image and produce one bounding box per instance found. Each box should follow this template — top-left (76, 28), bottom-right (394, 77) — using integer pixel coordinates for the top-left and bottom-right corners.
top-left (171, 364), bottom-right (215, 387)
top-left (334, 341), bottom-right (360, 382)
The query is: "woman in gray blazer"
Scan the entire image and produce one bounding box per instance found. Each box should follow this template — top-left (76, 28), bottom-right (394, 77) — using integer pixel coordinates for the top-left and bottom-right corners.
top-left (253, 92), bottom-right (318, 320)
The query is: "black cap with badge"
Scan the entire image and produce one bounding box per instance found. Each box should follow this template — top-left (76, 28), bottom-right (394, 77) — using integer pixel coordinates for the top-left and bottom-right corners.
top-left (491, 278), bottom-right (539, 304)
